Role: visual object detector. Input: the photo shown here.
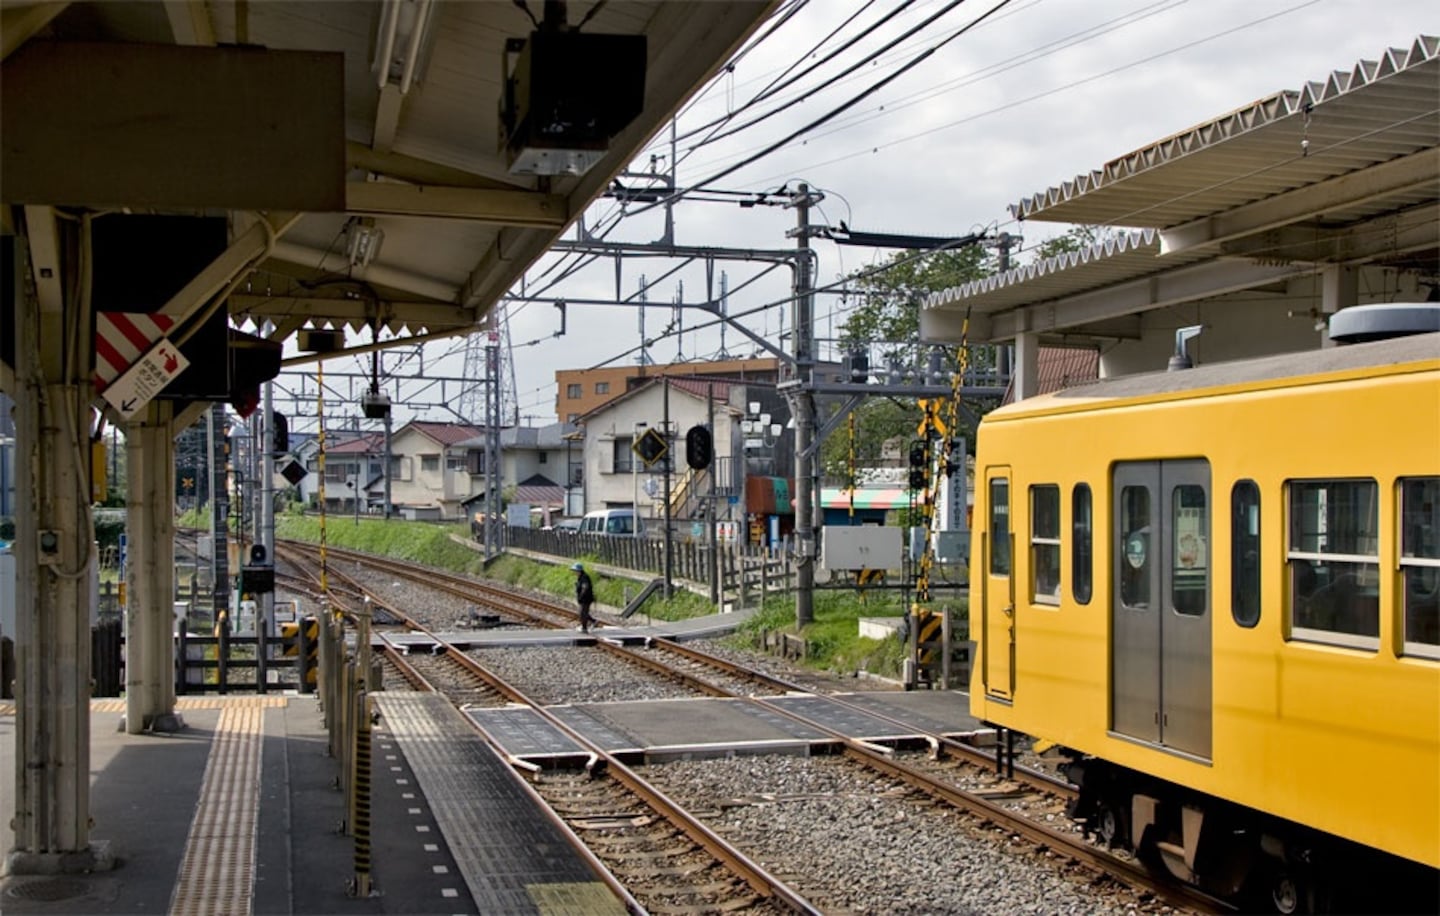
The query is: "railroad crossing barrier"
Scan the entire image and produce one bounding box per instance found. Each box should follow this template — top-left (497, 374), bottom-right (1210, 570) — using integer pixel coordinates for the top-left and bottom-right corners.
top-left (280, 616), bottom-right (319, 691)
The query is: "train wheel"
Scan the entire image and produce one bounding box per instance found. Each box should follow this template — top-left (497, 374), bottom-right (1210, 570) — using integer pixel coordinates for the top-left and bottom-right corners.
top-left (1268, 869), bottom-right (1313, 915)
top-left (1090, 798), bottom-right (1130, 850)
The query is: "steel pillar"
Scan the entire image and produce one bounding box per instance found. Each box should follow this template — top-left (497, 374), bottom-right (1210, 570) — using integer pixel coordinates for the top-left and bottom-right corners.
top-left (7, 219), bottom-right (113, 874)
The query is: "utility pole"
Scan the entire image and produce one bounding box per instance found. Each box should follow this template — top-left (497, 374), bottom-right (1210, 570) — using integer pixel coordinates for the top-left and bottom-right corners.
top-left (662, 377), bottom-right (673, 599)
top-left (785, 183), bottom-right (821, 626)
top-left (708, 382), bottom-right (718, 606)
top-left (484, 332), bottom-right (503, 560)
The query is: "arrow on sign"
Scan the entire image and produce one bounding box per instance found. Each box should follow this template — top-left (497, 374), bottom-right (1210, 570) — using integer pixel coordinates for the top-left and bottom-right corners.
top-left (102, 337), bottom-right (190, 420)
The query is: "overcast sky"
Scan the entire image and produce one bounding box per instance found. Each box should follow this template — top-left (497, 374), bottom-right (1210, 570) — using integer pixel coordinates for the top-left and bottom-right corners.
top-left (403, 0), bottom-right (1435, 427)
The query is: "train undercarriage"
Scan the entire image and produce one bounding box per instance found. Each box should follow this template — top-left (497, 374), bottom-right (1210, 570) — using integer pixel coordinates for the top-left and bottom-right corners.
top-left (1060, 753), bottom-right (1439, 915)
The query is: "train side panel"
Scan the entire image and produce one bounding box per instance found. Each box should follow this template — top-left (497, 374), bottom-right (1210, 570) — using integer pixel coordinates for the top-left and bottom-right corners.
top-left (969, 364), bottom-right (1440, 868)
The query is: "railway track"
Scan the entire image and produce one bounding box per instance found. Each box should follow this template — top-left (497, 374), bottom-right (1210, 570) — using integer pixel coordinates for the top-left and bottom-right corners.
top-left (275, 539), bottom-right (1221, 913)
top-left (377, 629), bottom-right (819, 915)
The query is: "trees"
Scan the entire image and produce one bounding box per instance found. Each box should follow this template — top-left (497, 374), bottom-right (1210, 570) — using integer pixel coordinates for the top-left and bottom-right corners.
top-left (825, 245), bottom-right (994, 485)
top-left (838, 245), bottom-right (991, 357)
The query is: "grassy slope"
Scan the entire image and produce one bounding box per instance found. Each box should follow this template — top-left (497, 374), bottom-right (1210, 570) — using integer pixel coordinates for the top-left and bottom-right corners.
top-left (270, 513), bottom-right (946, 678)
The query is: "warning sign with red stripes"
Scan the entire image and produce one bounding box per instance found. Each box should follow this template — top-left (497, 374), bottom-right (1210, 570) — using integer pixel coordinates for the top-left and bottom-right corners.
top-left (93, 311), bottom-right (175, 394)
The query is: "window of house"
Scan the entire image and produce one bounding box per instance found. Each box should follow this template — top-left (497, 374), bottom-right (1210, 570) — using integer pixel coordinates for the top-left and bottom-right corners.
top-left (595, 381), bottom-right (609, 395)
top-left (1030, 485), bottom-right (1061, 604)
top-left (466, 450), bottom-right (484, 475)
top-left (1400, 476), bottom-right (1439, 659)
top-left (1072, 484), bottom-right (1093, 605)
top-left (1288, 479), bottom-right (1379, 650)
top-left (538, 452), bottom-right (548, 464)
top-left (566, 384), bottom-right (582, 399)
top-left (446, 455), bottom-right (465, 471)
top-left (1231, 480), bottom-right (1261, 628)
top-left (566, 413), bottom-right (578, 424)
top-left (612, 437), bottom-right (634, 474)
top-left (421, 454), bottom-right (440, 473)
top-left (989, 479), bottom-right (1010, 576)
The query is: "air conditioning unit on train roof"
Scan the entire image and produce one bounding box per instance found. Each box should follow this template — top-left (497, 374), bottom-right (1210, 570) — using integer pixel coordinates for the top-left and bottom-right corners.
top-left (1328, 302), bottom-right (1440, 344)
top-left (498, 30), bottom-right (647, 177)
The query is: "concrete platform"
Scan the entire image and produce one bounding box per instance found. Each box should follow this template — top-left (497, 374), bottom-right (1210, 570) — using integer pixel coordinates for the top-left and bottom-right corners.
top-left (0, 693), bottom-right (621, 915)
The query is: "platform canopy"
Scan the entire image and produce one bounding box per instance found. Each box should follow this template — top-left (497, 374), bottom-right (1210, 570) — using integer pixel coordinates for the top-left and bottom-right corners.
top-left (1, 0), bottom-right (777, 357)
top-left (921, 35), bottom-right (1439, 346)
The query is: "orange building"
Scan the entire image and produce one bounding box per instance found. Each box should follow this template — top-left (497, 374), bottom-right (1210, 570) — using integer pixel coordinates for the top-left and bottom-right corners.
top-left (555, 357), bottom-right (780, 423)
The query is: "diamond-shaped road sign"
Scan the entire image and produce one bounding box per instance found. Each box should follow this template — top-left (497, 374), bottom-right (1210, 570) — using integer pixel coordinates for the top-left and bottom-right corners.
top-left (633, 426), bottom-right (668, 467)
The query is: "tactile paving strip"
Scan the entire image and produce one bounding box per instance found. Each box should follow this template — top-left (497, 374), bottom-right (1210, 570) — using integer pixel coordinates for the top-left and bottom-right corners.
top-left (168, 703), bottom-right (263, 916)
top-left (0, 696), bottom-right (287, 716)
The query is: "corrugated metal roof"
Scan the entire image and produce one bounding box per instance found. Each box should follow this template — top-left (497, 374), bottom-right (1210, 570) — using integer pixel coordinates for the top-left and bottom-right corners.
top-left (1009, 35), bottom-right (1439, 228)
top-left (925, 228), bottom-right (1191, 313)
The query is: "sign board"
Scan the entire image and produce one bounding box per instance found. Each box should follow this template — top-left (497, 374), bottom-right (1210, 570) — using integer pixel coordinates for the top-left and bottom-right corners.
top-left (633, 427), bottom-right (668, 467)
top-left (102, 339), bottom-right (190, 419)
top-left (506, 503), bottom-right (531, 527)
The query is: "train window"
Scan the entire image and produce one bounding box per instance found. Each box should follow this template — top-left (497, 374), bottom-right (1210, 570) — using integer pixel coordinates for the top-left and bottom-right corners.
top-left (1119, 486), bottom-right (1151, 608)
top-left (1230, 480), bottom-right (1261, 628)
top-left (1072, 484), bottom-right (1093, 605)
top-left (1400, 476), bottom-right (1439, 659)
top-left (1030, 485), bottom-right (1061, 605)
top-left (1287, 479), bottom-right (1380, 650)
top-left (1171, 485), bottom-right (1208, 616)
top-left (989, 479), bottom-right (1011, 576)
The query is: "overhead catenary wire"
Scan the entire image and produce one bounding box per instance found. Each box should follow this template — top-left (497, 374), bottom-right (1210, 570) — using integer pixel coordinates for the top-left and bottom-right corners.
top-left (745, 0), bottom-right (1324, 188)
top-left (622, 0), bottom-right (1019, 221)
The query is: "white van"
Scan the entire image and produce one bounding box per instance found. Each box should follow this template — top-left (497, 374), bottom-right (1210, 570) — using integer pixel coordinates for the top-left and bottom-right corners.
top-left (579, 508), bottom-right (643, 536)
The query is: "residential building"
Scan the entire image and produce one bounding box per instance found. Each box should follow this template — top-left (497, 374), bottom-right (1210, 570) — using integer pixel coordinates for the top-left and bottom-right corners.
top-left (387, 421), bottom-right (484, 518)
top-left (555, 357), bottom-right (779, 423)
top-left (457, 421), bottom-right (573, 528)
top-left (575, 377), bottom-right (754, 526)
top-left (309, 433), bottom-right (385, 514)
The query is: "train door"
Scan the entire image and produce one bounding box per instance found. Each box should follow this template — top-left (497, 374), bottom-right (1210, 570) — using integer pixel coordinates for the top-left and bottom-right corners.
top-left (1110, 460), bottom-right (1212, 758)
top-left (981, 469), bottom-right (1015, 700)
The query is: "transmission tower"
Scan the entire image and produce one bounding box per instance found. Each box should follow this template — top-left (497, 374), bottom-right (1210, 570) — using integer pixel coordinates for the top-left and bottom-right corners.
top-left (458, 332), bottom-right (486, 425)
top-left (458, 305), bottom-right (518, 427)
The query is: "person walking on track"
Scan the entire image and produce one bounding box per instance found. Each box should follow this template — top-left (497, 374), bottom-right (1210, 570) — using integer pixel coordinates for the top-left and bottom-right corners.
top-left (572, 562), bottom-right (595, 633)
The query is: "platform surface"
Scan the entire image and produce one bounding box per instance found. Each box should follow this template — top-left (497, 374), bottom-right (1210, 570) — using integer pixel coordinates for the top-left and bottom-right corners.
top-left (0, 693), bottom-right (621, 915)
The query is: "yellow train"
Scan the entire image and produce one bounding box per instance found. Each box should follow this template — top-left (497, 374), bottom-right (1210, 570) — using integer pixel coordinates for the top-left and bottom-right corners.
top-left (968, 317), bottom-right (1439, 912)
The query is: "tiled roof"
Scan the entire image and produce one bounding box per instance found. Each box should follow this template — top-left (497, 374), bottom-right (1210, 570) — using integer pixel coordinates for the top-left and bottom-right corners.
top-left (403, 421), bottom-right (484, 446)
top-left (1002, 348), bottom-right (1101, 404)
top-left (325, 433), bottom-right (384, 454)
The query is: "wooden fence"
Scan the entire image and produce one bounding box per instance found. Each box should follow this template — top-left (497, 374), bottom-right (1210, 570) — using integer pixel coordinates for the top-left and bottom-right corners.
top-left (506, 526), bottom-right (794, 609)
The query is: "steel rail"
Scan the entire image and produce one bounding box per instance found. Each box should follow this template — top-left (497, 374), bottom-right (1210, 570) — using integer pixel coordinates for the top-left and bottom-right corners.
top-left (378, 621), bottom-right (822, 913)
top-left (280, 538), bottom-right (1213, 910)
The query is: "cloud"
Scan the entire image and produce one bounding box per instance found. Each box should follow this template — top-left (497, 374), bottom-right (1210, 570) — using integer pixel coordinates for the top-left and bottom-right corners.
top-left (430, 0), bottom-right (1437, 425)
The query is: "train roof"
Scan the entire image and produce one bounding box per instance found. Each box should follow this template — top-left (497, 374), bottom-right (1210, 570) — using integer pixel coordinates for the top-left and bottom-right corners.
top-left (988, 331), bottom-right (1439, 420)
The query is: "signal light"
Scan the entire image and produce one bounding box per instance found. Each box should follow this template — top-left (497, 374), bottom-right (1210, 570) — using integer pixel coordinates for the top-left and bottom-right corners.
top-left (909, 442), bottom-right (926, 468)
top-left (685, 425), bottom-right (713, 470)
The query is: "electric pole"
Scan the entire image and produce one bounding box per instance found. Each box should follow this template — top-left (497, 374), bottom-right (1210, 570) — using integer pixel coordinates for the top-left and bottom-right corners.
top-left (785, 183), bottom-right (822, 627)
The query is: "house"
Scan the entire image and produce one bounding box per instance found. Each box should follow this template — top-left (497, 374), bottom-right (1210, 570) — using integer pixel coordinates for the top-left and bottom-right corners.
top-left (388, 421), bottom-right (484, 519)
top-left (457, 422), bottom-right (574, 529)
top-left (307, 432), bottom-right (385, 514)
top-left (575, 377), bottom-right (752, 526)
top-left (555, 357), bottom-right (780, 423)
